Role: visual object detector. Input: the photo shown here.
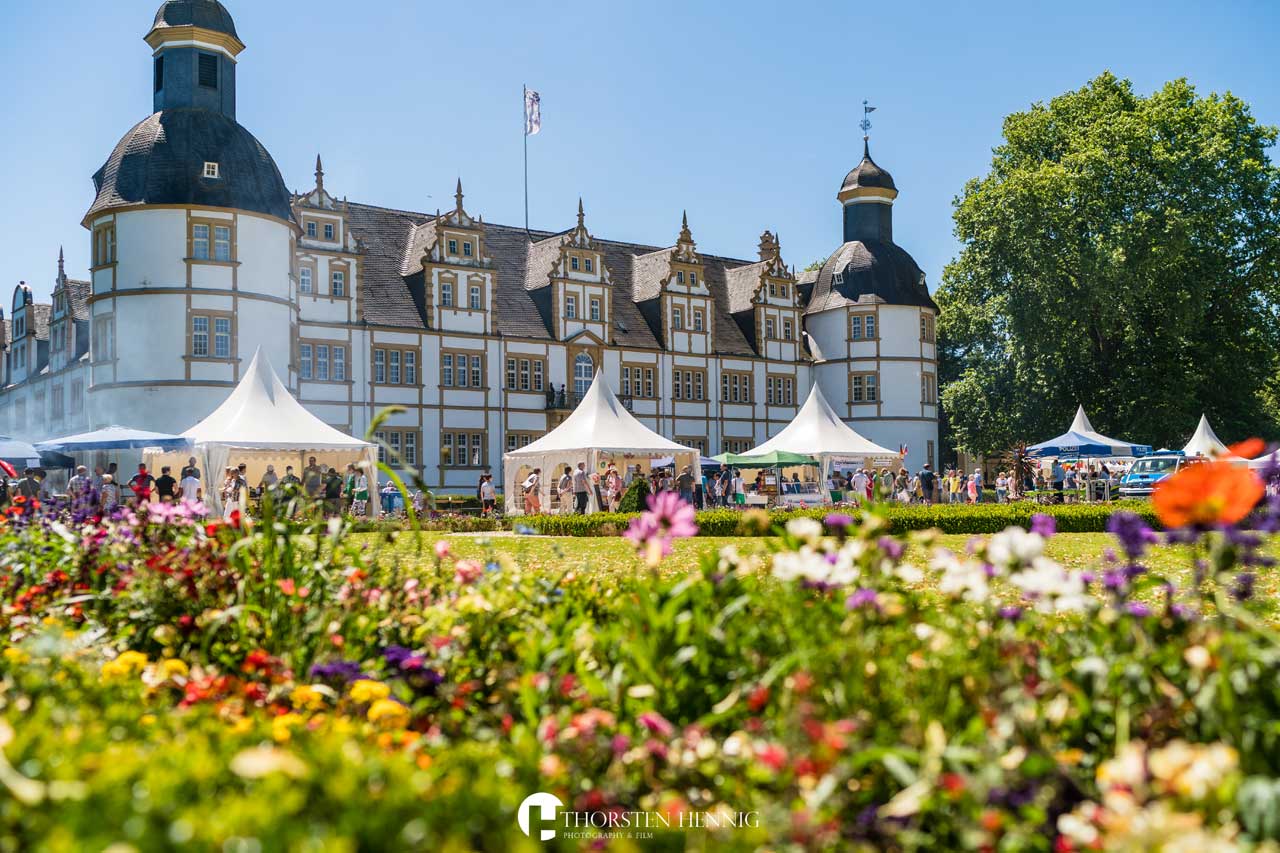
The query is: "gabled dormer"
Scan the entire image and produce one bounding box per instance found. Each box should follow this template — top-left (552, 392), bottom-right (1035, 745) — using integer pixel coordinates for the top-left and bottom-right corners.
top-left (48, 247), bottom-right (91, 371)
top-left (292, 155), bottom-right (364, 307)
top-left (420, 180), bottom-right (496, 334)
top-left (7, 282), bottom-right (49, 385)
top-left (526, 199), bottom-right (613, 342)
top-left (631, 212), bottom-right (713, 353)
top-left (722, 230), bottom-right (800, 359)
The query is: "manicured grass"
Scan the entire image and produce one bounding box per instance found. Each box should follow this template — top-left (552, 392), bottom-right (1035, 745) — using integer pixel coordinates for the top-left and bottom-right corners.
top-left (357, 530), bottom-right (1280, 618)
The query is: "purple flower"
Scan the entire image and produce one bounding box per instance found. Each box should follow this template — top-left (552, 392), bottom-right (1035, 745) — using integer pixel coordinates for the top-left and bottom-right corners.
top-left (1231, 572), bottom-right (1256, 602)
top-left (997, 606), bottom-right (1023, 621)
top-left (1107, 512), bottom-right (1157, 561)
top-left (1124, 601), bottom-right (1153, 618)
top-left (623, 492), bottom-right (697, 565)
top-left (824, 513), bottom-right (855, 533)
top-left (846, 588), bottom-right (879, 610)
top-left (309, 659), bottom-right (365, 684)
top-left (877, 536), bottom-right (905, 561)
top-left (1030, 514), bottom-right (1056, 538)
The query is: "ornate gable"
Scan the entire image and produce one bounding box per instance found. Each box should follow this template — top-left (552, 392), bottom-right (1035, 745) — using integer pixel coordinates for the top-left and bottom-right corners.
top-left (422, 180), bottom-right (494, 269)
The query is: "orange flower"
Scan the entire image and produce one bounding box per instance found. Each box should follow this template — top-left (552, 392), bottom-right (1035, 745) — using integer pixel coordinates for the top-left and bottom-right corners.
top-left (1152, 459), bottom-right (1264, 528)
top-left (1228, 438), bottom-right (1265, 460)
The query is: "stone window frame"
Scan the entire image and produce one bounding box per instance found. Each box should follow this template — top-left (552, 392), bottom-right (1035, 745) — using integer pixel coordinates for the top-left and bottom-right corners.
top-left (188, 216), bottom-right (237, 265)
top-left (187, 309), bottom-right (237, 362)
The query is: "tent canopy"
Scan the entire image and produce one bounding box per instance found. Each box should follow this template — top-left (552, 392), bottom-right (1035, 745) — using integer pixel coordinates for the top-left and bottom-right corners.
top-left (0, 436), bottom-right (44, 469)
top-left (184, 349), bottom-right (373, 452)
top-left (713, 450), bottom-right (818, 468)
top-left (36, 425), bottom-right (191, 453)
top-left (745, 384), bottom-right (900, 463)
top-left (505, 370), bottom-right (692, 457)
top-left (1026, 406), bottom-right (1152, 459)
top-left (1182, 415), bottom-right (1229, 458)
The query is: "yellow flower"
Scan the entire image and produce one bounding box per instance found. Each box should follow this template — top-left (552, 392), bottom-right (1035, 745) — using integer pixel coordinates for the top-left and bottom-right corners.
top-left (139, 714), bottom-right (157, 727)
top-left (349, 679), bottom-right (390, 704)
top-left (101, 651), bottom-right (149, 683)
top-left (2, 647), bottom-right (29, 665)
top-left (290, 684), bottom-right (327, 711)
top-left (159, 659), bottom-right (189, 679)
top-left (367, 698), bottom-right (410, 729)
top-left (228, 717), bottom-right (254, 735)
top-left (271, 713), bottom-right (306, 743)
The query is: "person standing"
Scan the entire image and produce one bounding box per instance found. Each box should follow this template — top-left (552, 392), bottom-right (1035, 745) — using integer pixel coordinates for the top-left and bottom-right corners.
top-left (352, 465), bottom-right (370, 516)
top-left (675, 465), bottom-right (695, 505)
top-left (127, 464), bottom-right (156, 506)
top-left (155, 466), bottom-right (178, 503)
top-left (1051, 460), bottom-right (1066, 503)
top-left (479, 474), bottom-right (496, 515)
top-left (259, 464), bottom-right (279, 496)
top-left (572, 462), bottom-right (590, 514)
top-left (67, 466), bottom-right (92, 502)
top-left (179, 468), bottom-right (202, 503)
top-left (180, 456), bottom-right (201, 482)
top-left (99, 474), bottom-right (121, 513)
top-left (303, 457), bottom-right (323, 500)
top-left (322, 467), bottom-right (343, 516)
top-left (731, 469), bottom-right (745, 507)
top-left (917, 463), bottom-right (936, 506)
top-left (995, 471), bottom-right (1008, 504)
top-left (557, 466), bottom-right (574, 515)
top-left (523, 468), bottom-right (542, 515)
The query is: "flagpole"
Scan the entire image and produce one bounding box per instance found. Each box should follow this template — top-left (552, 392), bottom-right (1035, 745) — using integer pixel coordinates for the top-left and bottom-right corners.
top-left (523, 84), bottom-right (530, 234)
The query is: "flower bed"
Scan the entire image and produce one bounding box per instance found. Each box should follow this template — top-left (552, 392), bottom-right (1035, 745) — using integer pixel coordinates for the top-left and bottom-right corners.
top-left (0, 458), bottom-right (1277, 849)
top-left (512, 500), bottom-right (1161, 537)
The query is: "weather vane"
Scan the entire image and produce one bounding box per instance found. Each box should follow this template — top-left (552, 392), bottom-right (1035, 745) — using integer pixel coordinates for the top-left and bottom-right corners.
top-left (859, 99), bottom-right (876, 139)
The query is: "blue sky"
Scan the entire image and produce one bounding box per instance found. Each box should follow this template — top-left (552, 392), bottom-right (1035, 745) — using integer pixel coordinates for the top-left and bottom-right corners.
top-left (2, 0), bottom-right (1277, 303)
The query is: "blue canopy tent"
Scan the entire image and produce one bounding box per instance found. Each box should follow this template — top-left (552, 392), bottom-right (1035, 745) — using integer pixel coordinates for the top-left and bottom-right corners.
top-left (1026, 406), bottom-right (1152, 459)
top-left (35, 425), bottom-right (192, 454)
top-left (0, 436), bottom-right (74, 471)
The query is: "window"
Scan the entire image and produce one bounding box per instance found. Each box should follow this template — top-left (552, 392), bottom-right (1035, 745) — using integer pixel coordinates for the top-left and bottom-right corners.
top-left (448, 239), bottom-right (458, 255)
top-left (672, 306), bottom-right (684, 330)
top-left (765, 317), bottom-right (775, 339)
top-left (850, 313), bottom-right (877, 340)
top-left (299, 343), bottom-right (312, 379)
top-left (374, 429), bottom-right (421, 467)
top-left (441, 350), bottom-right (482, 388)
top-left (850, 315), bottom-right (862, 340)
top-left (469, 284), bottom-right (482, 310)
top-left (921, 372), bottom-right (937, 404)
top-left (621, 364), bottom-right (655, 398)
top-left (324, 223), bottom-right (334, 241)
top-left (442, 430), bottom-right (486, 467)
top-left (779, 284), bottom-right (789, 299)
top-left (766, 375), bottom-right (795, 406)
top-left (723, 438), bottom-right (753, 455)
top-left (191, 316), bottom-right (209, 357)
top-left (331, 269), bottom-right (346, 297)
top-left (440, 280), bottom-right (453, 307)
top-left (92, 314), bottom-right (114, 361)
top-left (584, 258), bottom-right (593, 273)
top-left (834, 272), bottom-right (844, 285)
top-left (721, 370), bottom-right (753, 403)
top-left (573, 352), bottom-right (594, 398)
top-left (374, 347), bottom-right (419, 385)
top-left (690, 272), bottom-right (698, 286)
top-left (93, 225), bottom-right (116, 266)
top-left (154, 55), bottom-right (164, 92)
top-left (333, 345), bottom-right (346, 381)
top-left (198, 52), bottom-right (218, 88)
top-left (190, 313), bottom-right (232, 359)
top-left (507, 433), bottom-right (538, 452)
top-left (316, 345), bottom-right (330, 381)
top-left (589, 297), bottom-right (601, 321)
top-left (851, 373), bottom-right (879, 403)
top-left (565, 294), bottom-right (577, 319)
top-left (214, 226), bottom-right (231, 261)
top-left (191, 221), bottom-right (232, 262)
top-left (693, 309), bottom-right (704, 332)
top-left (672, 368), bottom-right (706, 401)
top-left (677, 271), bottom-right (685, 285)
top-left (306, 221), bottom-right (317, 238)
top-left (782, 317), bottom-right (794, 340)
top-left (213, 317), bottom-right (231, 358)
top-left (192, 224), bottom-right (210, 260)
top-left (866, 315), bottom-right (877, 338)
top-left (299, 267), bottom-right (313, 293)
top-left (505, 357), bottom-right (547, 392)
top-left (571, 256), bottom-right (580, 271)
top-left (462, 241), bottom-right (473, 257)
top-left (51, 384), bottom-right (64, 420)
top-left (203, 162), bottom-right (220, 179)
top-left (70, 379), bottom-right (84, 414)
top-left (921, 312), bottom-right (936, 343)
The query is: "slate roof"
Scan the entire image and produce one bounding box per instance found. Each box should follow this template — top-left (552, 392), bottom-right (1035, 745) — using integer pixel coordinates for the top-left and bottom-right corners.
top-left (86, 109), bottom-right (293, 224)
top-left (629, 248), bottom-right (674, 303)
top-left (806, 240), bottom-right (938, 314)
top-left (150, 1), bottom-right (239, 40)
top-left (840, 140), bottom-right (896, 194)
top-left (723, 262), bottom-right (766, 314)
top-left (30, 305), bottom-right (52, 341)
top-left (342, 202), bottom-right (759, 355)
top-left (64, 280), bottom-right (91, 321)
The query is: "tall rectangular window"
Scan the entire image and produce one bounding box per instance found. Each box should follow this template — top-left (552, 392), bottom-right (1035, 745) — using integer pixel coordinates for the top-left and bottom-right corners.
top-left (389, 350), bottom-right (401, 385)
top-left (154, 56), bottom-right (164, 92)
top-left (782, 318), bottom-right (794, 340)
top-left (850, 315), bottom-right (863, 339)
top-left (693, 309), bottom-right (704, 331)
top-left (300, 343), bottom-right (312, 379)
top-left (866, 315), bottom-right (876, 338)
top-left (324, 223), bottom-right (334, 241)
top-left (333, 346), bottom-right (346, 381)
top-left (332, 270), bottom-right (346, 297)
top-left (440, 282), bottom-right (453, 307)
top-left (213, 226), bottom-right (231, 261)
top-left (192, 224), bottom-right (210, 260)
top-left (374, 349), bottom-right (386, 384)
top-left (192, 316), bottom-right (209, 357)
top-left (440, 353), bottom-right (452, 387)
top-left (299, 267), bottom-right (313, 293)
top-left (590, 297), bottom-right (601, 321)
top-left (404, 351), bottom-right (415, 385)
top-left (316, 344), bottom-right (329, 381)
top-left (213, 317), bottom-right (231, 358)
top-left (672, 306), bottom-right (683, 330)
top-left (565, 295), bottom-right (577, 319)
top-left (469, 285), bottom-right (482, 310)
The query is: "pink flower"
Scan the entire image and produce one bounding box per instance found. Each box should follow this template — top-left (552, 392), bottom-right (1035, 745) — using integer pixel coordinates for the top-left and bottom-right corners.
top-left (434, 540), bottom-right (451, 560)
top-left (453, 559), bottom-right (484, 585)
top-left (623, 493), bottom-right (698, 567)
top-left (756, 742), bottom-right (788, 772)
top-left (637, 711), bottom-right (675, 739)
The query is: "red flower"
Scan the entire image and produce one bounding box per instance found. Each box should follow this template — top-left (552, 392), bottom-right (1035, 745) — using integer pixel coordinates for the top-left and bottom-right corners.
top-left (941, 772), bottom-right (966, 796)
top-left (756, 742), bottom-right (788, 772)
top-left (747, 685), bottom-right (770, 712)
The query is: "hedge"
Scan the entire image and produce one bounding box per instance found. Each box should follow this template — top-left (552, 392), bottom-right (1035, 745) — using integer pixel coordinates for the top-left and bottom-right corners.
top-left (506, 500), bottom-right (1160, 537)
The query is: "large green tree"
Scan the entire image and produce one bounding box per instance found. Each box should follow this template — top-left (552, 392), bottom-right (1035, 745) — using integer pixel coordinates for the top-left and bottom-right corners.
top-left (937, 73), bottom-right (1280, 455)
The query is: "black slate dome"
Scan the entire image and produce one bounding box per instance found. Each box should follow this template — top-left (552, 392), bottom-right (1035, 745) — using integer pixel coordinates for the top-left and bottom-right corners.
top-left (151, 0), bottom-right (239, 40)
top-left (840, 141), bottom-right (896, 194)
top-left (806, 240), bottom-right (936, 313)
top-left (85, 109), bottom-right (293, 224)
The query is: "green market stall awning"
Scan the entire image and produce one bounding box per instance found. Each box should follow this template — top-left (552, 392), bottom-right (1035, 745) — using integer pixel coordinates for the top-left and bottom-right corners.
top-left (711, 450), bottom-right (818, 468)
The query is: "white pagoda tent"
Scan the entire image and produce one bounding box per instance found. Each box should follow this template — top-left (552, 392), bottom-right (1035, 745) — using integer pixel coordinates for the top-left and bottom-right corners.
top-left (1182, 414), bottom-right (1230, 458)
top-left (145, 349), bottom-right (377, 514)
top-left (502, 371), bottom-right (696, 513)
top-left (744, 384), bottom-right (901, 478)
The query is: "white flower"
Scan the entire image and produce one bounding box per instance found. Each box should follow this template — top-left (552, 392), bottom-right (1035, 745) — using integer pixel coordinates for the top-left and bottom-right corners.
top-left (987, 526), bottom-right (1045, 568)
top-left (771, 544), bottom-right (859, 588)
top-left (785, 517), bottom-right (824, 545)
top-left (1009, 557), bottom-right (1090, 612)
top-left (931, 548), bottom-right (990, 602)
top-left (1057, 811), bottom-right (1099, 846)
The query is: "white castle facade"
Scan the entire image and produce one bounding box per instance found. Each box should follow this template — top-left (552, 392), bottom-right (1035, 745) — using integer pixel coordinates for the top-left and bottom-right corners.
top-left (0, 0), bottom-right (940, 491)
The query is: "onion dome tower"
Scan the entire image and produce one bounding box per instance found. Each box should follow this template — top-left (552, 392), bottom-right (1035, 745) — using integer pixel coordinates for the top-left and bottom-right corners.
top-left (81, 0), bottom-right (297, 434)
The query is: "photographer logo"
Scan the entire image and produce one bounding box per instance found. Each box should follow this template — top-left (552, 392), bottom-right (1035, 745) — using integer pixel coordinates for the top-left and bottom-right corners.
top-left (517, 792), bottom-right (564, 841)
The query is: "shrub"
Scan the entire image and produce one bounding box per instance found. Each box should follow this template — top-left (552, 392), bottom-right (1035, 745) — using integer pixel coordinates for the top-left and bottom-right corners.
top-left (617, 477), bottom-right (651, 513)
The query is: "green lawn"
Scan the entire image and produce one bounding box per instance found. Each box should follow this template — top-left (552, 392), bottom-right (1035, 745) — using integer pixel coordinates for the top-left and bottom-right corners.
top-left (356, 530), bottom-right (1280, 617)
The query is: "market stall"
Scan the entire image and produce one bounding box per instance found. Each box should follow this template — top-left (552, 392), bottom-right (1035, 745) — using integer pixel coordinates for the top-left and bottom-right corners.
top-left (712, 449), bottom-right (823, 507)
top-left (1026, 406), bottom-right (1152, 459)
top-left (144, 349), bottom-right (378, 516)
top-left (502, 371), bottom-right (697, 514)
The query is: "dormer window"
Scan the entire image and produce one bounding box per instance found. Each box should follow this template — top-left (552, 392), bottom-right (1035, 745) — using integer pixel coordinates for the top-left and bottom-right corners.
top-left (307, 222), bottom-right (317, 238)
top-left (565, 295), bottom-right (577, 319)
top-left (677, 271), bottom-right (685, 285)
top-left (693, 308), bottom-right (704, 331)
top-left (672, 306), bottom-right (684, 330)
top-left (203, 162), bottom-right (220, 179)
top-left (324, 223), bottom-right (334, 241)
top-left (571, 256), bottom-right (580, 271)
top-left (585, 258), bottom-right (593, 273)
top-left (779, 284), bottom-right (789, 298)
top-left (690, 272), bottom-right (698, 285)
top-left (462, 242), bottom-right (473, 257)
top-left (833, 272), bottom-right (844, 285)
top-left (448, 239), bottom-right (458, 255)
top-left (768, 283), bottom-right (777, 297)
top-left (590, 297), bottom-right (601, 321)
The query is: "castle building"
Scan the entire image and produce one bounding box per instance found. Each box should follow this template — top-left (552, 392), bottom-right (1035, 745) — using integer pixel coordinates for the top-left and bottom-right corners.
top-left (0, 0), bottom-right (939, 488)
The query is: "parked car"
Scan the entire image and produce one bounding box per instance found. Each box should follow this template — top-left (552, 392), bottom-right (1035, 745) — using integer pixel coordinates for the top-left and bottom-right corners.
top-left (1118, 451), bottom-right (1190, 498)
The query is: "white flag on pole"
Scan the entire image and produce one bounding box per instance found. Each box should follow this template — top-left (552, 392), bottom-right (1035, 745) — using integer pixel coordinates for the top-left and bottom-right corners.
top-left (525, 89), bottom-right (541, 136)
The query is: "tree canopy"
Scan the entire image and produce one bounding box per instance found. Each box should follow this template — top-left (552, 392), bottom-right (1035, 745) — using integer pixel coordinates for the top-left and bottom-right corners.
top-left (936, 73), bottom-right (1280, 455)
